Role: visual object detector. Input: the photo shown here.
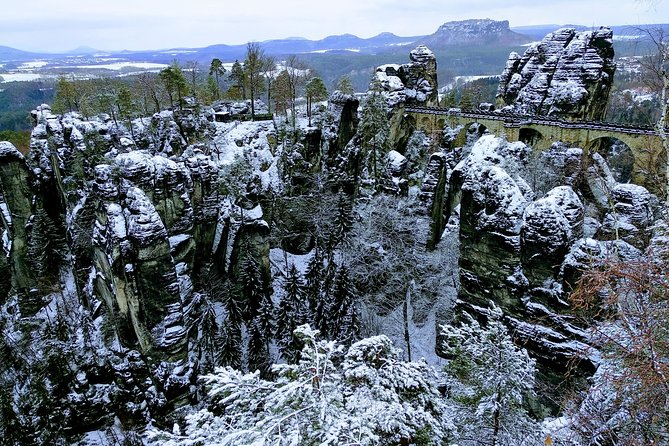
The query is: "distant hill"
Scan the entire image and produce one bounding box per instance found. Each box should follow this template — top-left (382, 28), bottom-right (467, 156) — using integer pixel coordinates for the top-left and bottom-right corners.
top-left (0, 45), bottom-right (44, 61)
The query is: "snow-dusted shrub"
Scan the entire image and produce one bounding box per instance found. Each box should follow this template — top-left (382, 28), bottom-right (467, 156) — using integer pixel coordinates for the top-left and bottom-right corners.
top-left (147, 325), bottom-right (453, 445)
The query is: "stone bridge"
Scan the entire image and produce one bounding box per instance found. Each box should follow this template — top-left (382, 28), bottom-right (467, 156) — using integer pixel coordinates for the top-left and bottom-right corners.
top-left (407, 105), bottom-right (666, 193)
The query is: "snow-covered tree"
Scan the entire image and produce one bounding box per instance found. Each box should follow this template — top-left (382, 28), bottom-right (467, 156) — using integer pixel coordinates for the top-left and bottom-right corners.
top-left (238, 253), bottom-right (267, 322)
top-left (276, 264), bottom-right (308, 363)
top-left (331, 194), bottom-right (354, 246)
top-left (147, 325), bottom-right (453, 446)
top-left (330, 265), bottom-right (361, 346)
top-left (303, 247), bottom-right (325, 321)
top-left (345, 195), bottom-right (457, 359)
top-left (359, 78), bottom-right (389, 185)
top-left (215, 318), bottom-right (242, 370)
top-left (440, 305), bottom-right (541, 446)
top-left (247, 316), bottom-right (272, 377)
top-left (194, 296), bottom-right (218, 373)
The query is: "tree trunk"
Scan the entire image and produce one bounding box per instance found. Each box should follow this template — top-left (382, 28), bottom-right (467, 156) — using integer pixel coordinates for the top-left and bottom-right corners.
top-left (660, 69), bottom-right (668, 204)
top-left (491, 390), bottom-right (502, 446)
top-left (403, 282), bottom-right (413, 362)
top-left (250, 73), bottom-right (256, 120)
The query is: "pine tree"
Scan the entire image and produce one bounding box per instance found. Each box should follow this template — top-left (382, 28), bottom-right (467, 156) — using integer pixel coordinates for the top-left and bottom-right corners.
top-left (276, 264), bottom-right (307, 363)
top-left (209, 58), bottom-right (226, 100)
top-left (228, 60), bottom-right (246, 100)
top-left (159, 62), bottom-right (188, 109)
top-left (441, 305), bottom-right (540, 446)
top-left (216, 318), bottom-right (242, 369)
top-left (336, 75), bottom-right (355, 95)
top-left (238, 254), bottom-right (266, 322)
top-left (197, 302), bottom-right (218, 373)
top-left (305, 76), bottom-right (328, 126)
top-left (441, 88), bottom-right (458, 108)
top-left (359, 78), bottom-right (389, 185)
top-left (223, 280), bottom-right (244, 326)
top-left (247, 317), bottom-right (271, 377)
top-left (304, 248), bottom-right (324, 320)
top-left (255, 291), bottom-right (275, 352)
top-left (331, 194), bottom-right (354, 243)
top-left (330, 265), bottom-right (360, 345)
top-left (459, 88), bottom-right (474, 111)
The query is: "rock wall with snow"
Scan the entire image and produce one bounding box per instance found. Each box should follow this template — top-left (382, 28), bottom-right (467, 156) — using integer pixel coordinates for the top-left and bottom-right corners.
top-left (496, 27), bottom-right (616, 120)
top-left (443, 133), bottom-right (662, 390)
top-left (0, 103), bottom-right (283, 438)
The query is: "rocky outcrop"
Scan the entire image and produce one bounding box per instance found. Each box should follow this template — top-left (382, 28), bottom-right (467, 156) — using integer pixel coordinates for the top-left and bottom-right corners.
top-left (421, 19), bottom-right (530, 47)
top-left (452, 136), bottom-right (530, 315)
top-left (92, 184), bottom-right (184, 359)
top-left (445, 133), bottom-right (660, 395)
top-left (375, 45), bottom-right (439, 107)
top-left (496, 27), bottom-right (616, 120)
top-left (598, 183), bottom-right (656, 249)
top-left (326, 91), bottom-right (360, 158)
top-left (521, 186), bottom-right (584, 290)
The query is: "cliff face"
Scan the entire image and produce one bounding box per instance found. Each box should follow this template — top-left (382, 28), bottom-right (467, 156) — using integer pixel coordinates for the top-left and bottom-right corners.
top-left (496, 27), bottom-right (616, 120)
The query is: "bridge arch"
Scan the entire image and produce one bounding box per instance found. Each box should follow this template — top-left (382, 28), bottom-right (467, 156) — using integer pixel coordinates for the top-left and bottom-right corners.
top-left (419, 116), bottom-right (431, 132)
top-left (586, 136), bottom-right (635, 183)
top-left (519, 127), bottom-right (545, 148)
top-left (405, 106), bottom-right (666, 195)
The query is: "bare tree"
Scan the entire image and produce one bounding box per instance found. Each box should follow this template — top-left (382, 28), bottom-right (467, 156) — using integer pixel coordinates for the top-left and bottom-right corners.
top-left (261, 55), bottom-right (277, 114)
top-left (569, 255), bottom-right (669, 444)
top-left (284, 55), bottom-right (310, 127)
top-left (636, 26), bottom-right (669, 202)
top-left (243, 42), bottom-right (267, 120)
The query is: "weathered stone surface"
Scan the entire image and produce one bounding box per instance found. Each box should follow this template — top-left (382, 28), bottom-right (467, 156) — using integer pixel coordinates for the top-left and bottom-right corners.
top-left (0, 142), bottom-right (37, 311)
top-left (497, 27), bottom-right (615, 120)
top-left (598, 183), bottom-right (655, 249)
top-left (584, 152), bottom-right (617, 209)
top-left (115, 152), bottom-right (194, 235)
top-left (560, 237), bottom-right (642, 289)
top-left (93, 186), bottom-right (182, 359)
top-left (452, 136), bottom-right (529, 315)
top-left (375, 45), bottom-right (439, 107)
top-left (326, 91), bottom-right (360, 157)
top-left (521, 193), bottom-right (574, 289)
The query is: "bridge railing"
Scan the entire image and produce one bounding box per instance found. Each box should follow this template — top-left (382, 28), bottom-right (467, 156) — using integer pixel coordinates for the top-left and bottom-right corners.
top-left (405, 105), bottom-right (663, 136)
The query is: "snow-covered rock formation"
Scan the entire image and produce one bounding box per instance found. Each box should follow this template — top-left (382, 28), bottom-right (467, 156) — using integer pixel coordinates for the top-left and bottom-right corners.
top-left (442, 132), bottom-right (661, 392)
top-left (375, 45), bottom-right (439, 107)
top-left (496, 27), bottom-right (616, 120)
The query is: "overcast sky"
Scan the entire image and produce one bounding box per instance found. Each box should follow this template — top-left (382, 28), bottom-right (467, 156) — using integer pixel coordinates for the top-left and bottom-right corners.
top-left (1, 0), bottom-right (667, 52)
